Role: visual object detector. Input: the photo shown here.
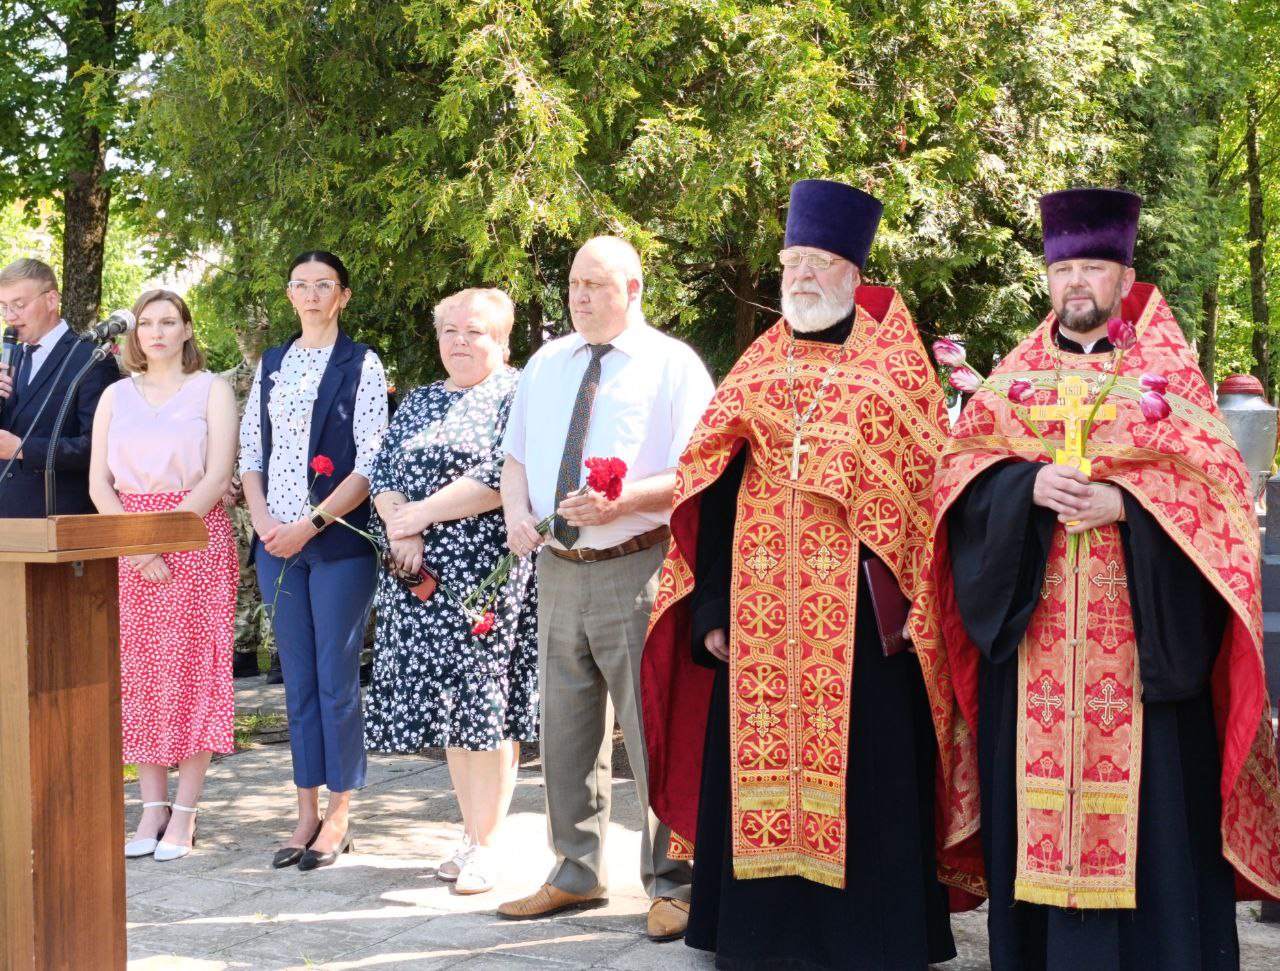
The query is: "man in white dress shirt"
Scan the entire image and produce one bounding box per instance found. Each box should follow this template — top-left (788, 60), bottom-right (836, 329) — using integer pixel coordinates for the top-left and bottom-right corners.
top-left (498, 236), bottom-right (714, 940)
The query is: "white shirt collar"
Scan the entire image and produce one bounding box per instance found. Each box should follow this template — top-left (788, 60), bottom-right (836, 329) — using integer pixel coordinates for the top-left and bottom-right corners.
top-left (29, 319), bottom-right (69, 350)
top-left (568, 319), bottom-right (650, 358)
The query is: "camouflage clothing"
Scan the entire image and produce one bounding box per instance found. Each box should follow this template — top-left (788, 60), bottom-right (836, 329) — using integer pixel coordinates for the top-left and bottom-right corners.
top-left (222, 359), bottom-right (268, 660)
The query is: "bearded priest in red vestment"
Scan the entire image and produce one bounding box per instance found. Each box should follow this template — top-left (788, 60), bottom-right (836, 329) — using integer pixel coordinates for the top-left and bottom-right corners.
top-left (932, 187), bottom-right (1280, 971)
top-left (642, 179), bottom-right (980, 970)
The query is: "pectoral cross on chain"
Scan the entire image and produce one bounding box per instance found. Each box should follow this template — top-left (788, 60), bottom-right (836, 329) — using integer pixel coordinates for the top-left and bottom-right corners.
top-left (1027, 375), bottom-right (1115, 475)
top-left (789, 428), bottom-right (811, 480)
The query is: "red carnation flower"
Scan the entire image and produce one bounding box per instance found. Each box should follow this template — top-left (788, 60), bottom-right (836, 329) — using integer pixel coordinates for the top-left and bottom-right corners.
top-left (471, 611), bottom-right (496, 636)
top-left (310, 455), bottom-right (335, 477)
top-left (584, 455), bottom-right (628, 501)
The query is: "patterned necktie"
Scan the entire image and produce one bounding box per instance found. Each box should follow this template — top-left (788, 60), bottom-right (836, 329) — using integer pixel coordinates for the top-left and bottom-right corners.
top-left (552, 342), bottom-right (613, 548)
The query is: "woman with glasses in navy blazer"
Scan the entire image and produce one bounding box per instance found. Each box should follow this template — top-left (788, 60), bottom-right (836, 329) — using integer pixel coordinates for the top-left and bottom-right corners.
top-left (239, 251), bottom-right (388, 871)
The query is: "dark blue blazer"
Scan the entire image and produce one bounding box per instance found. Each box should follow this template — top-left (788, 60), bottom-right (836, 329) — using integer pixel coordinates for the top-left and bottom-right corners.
top-left (0, 328), bottom-right (119, 518)
top-left (257, 330), bottom-right (376, 561)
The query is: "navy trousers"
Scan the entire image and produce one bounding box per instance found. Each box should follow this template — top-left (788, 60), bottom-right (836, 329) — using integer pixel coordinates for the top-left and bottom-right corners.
top-left (256, 541), bottom-right (376, 791)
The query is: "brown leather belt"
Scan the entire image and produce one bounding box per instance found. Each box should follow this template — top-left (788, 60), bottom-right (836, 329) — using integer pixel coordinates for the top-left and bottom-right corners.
top-left (547, 524), bottom-right (670, 564)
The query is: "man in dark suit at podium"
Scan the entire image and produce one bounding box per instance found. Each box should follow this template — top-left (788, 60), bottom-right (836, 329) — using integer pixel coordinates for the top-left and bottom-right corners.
top-left (0, 259), bottom-right (119, 518)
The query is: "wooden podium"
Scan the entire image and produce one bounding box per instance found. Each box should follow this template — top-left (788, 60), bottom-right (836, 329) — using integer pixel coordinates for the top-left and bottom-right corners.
top-left (0, 513), bottom-right (208, 971)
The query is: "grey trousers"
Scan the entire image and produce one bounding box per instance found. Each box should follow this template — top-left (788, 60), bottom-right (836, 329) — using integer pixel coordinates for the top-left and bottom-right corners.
top-left (536, 542), bottom-right (692, 900)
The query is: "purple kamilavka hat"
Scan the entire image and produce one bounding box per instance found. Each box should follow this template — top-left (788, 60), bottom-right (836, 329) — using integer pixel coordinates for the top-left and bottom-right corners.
top-left (1039, 187), bottom-right (1142, 266)
top-left (784, 179), bottom-right (884, 269)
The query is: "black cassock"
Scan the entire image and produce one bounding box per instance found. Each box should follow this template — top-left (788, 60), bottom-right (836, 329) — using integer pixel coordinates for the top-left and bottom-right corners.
top-left (683, 314), bottom-right (955, 971)
top-left (946, 335), bottom-right (1239, 971)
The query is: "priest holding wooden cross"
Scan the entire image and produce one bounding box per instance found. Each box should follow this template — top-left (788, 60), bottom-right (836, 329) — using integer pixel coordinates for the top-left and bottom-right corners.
top-left (931, 188), bottom-right (1280, 970)
top-left (642, 179), bottom-right (963, 970)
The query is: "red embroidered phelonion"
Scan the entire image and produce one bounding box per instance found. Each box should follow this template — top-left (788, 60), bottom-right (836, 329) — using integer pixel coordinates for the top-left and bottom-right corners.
top-left (1007, 380), bottom-right (1035, 404)
top-left (1139, 372), bottom-right (1168, 394)
top-left (1140, 390), bottom-right (1171, 422)
top-left (948, 367), bottom-right (982, 394)
top-left (1106, 317), bottom-right (1136, 351)
top-left (932, 338), bottom-right (966, 368)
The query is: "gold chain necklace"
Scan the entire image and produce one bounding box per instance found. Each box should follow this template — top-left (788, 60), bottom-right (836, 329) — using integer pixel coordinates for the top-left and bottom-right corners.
top-left (1050, 338), bottom-right (1117, 396)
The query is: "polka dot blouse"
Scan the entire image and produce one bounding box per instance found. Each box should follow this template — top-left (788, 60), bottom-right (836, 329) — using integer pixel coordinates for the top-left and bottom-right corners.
top-left (238, 343), bottom-right (388, 523)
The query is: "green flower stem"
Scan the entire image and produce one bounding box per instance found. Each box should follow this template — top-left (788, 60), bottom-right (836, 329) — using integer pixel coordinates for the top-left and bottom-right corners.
top-left (980, 378), bottom-right (1056, 462)
top-left (1081, 349), bottom-right (1125, 444)
top-left (461, 509), bottom-right (558, 616)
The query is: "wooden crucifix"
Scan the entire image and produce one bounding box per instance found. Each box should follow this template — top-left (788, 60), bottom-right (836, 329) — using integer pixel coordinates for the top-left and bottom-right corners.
top-left (1027, 375), bottom-right (1115, 475)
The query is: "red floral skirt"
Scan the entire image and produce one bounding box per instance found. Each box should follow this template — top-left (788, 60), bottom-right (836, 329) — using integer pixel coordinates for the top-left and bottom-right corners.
top-left (118, 492), bottom-right (237, 764)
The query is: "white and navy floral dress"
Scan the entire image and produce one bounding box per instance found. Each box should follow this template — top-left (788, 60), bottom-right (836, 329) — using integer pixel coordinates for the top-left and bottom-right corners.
top-left (364, 367), bottom-right (538, 752)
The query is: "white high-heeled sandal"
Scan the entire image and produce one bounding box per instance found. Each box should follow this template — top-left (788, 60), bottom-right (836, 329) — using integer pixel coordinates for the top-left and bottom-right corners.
top-left (454, 845), bottom-right (496, 895)
top-left (124, 802), bottom-right (171, 858)
top-left (154, 804), bottom-right (199, 862)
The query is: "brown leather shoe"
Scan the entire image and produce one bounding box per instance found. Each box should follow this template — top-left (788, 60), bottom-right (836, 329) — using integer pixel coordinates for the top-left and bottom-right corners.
top-left (646, 896), bottom-right (690, 942)
top-left (496, 883), bottom-right (608, 920)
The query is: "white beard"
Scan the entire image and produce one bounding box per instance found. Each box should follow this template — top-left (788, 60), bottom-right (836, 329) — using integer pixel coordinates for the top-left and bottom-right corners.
top-left (781, 280), bottom-right (856, 333)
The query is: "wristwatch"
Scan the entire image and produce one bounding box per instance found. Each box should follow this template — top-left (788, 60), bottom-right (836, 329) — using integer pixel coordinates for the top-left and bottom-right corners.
top-left (309, 510), bottom-right (329, 531)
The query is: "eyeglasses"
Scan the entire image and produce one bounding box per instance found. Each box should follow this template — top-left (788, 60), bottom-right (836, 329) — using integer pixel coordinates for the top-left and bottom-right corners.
top-left (778, 249), bottom-right (845, 270)
top-left (286, 280), bottom-right (341, 297)
top-left (0, 289), bottom-right (54, 318)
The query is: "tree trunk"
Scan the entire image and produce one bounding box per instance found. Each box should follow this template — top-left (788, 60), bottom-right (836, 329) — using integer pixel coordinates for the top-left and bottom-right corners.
top-left (1198, 102), bottom-right (1224, 384)
top-left (1246, 89), bottom-right (1272, 397)
top-left (59, 0), bottom-right (118, 331)
top-left (528, 294), bottom-right (544, 356)
top-left (733, 264), bottom-right (759, 355)
top-left (1199, 276), bottom-right (1219, 385)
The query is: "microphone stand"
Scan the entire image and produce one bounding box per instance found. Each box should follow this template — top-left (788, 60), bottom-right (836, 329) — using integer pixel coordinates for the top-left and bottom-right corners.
top-left (43, 340), bottom-right (114, 515)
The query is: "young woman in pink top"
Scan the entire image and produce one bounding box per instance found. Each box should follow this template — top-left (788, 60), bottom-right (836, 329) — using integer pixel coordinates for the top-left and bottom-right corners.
top-left (89, 289), bottom-right (238, 862)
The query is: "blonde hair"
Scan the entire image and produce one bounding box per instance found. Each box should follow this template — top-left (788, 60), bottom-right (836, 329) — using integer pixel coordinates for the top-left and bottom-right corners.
top-left (432, 288), bottom-right (516, 362)
top-left (0, 258), bottom-right (58, 292)
top-left (122, 289), bottom-right (206, 374)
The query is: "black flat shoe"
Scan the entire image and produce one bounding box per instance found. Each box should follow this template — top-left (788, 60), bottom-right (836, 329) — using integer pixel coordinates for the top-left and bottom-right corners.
top-left (298, 827), bottom-right (354, 872)
top-left (232, 651), bottom-right (260, 679)
top-left (272, 821), bottom-right (322, 869)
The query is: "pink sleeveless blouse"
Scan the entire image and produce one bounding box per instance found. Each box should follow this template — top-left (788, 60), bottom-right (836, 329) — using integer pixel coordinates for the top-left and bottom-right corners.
top-left (107, 371), bottom-right (214, 494)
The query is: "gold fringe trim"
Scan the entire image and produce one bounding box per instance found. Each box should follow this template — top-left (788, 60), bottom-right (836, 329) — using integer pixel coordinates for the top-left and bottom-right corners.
top-left (801, 788), bottom-right (840, 816)
top-left (1025, 788), bottom-right (1064, 810)
top-left (738, 789), bottom-right (789, 811)
top-left (733, 855), bottom-right (845, 889)
top-left (1015, 879), bottom-right (1136, 909)
top-left (1082, 792), bottom-right (1129, 815)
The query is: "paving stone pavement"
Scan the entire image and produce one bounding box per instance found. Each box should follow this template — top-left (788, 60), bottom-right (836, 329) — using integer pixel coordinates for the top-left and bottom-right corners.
top-left (123, 679), bottom-right (1280, 970)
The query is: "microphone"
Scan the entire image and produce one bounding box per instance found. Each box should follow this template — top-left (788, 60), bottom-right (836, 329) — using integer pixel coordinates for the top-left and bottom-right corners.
top-left (1, 327), bottom-right (16, 371)
top-left (82, 309), bottom-right (136, 341)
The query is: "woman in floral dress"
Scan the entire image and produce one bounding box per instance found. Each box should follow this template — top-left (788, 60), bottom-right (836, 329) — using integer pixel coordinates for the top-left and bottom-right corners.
top-left (366, 287), bottom-right (537, 894)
